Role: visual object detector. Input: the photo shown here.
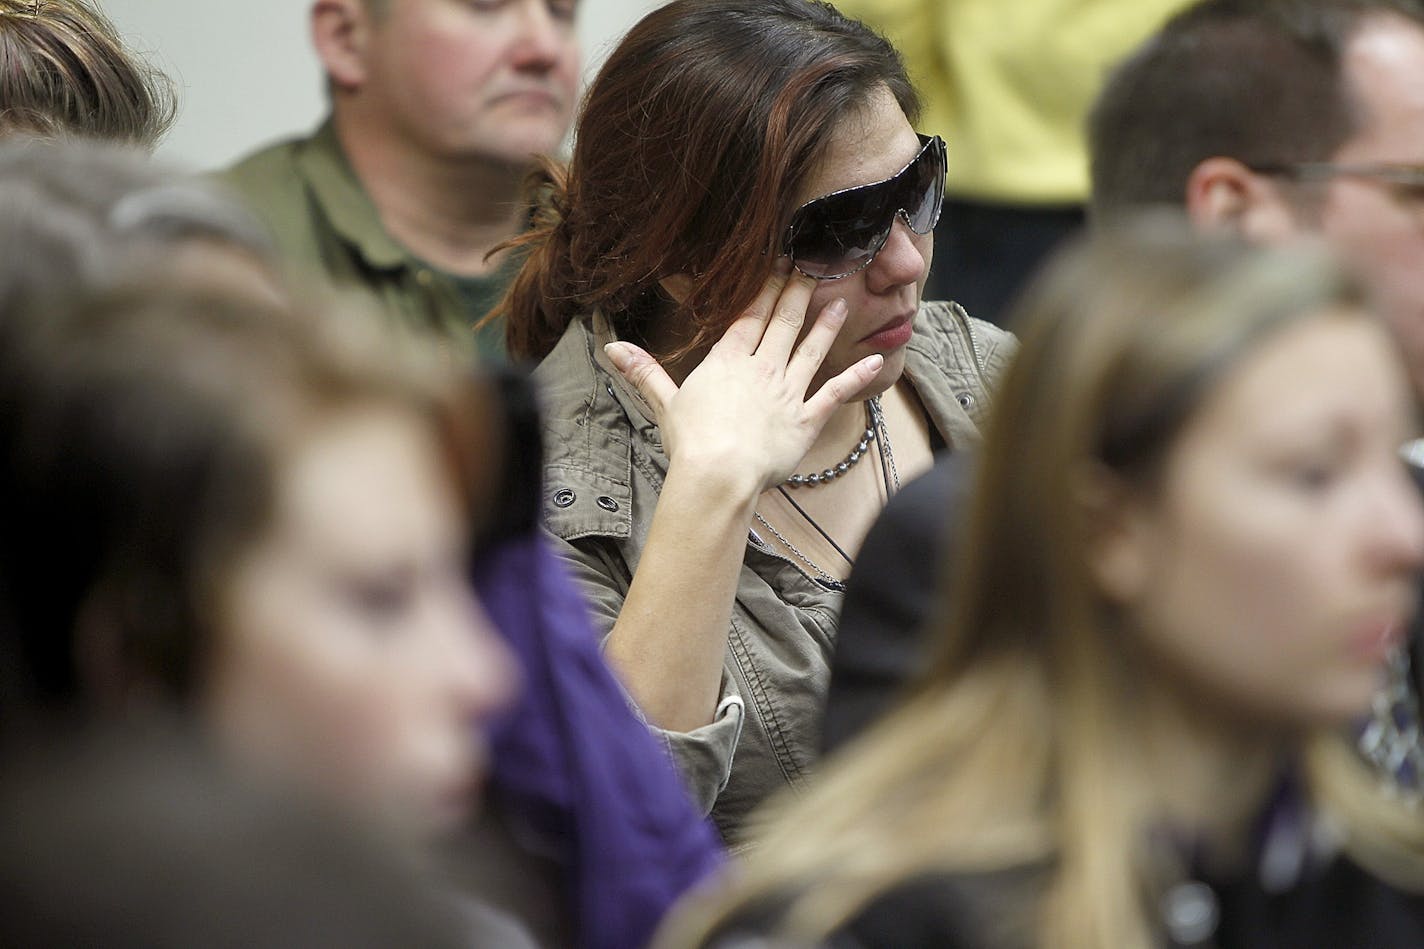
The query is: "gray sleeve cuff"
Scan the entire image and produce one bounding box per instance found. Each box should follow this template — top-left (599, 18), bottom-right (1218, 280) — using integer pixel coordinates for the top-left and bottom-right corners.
top-left (645, 678), bottom-right (745, 816)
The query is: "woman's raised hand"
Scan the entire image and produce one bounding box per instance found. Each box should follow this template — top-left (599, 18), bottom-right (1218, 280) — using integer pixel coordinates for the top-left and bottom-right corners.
top-left (603, 266), bottom-right (884, 494)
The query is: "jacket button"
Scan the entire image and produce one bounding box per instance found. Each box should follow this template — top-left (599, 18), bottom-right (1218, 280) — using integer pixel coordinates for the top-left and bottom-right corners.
top-left (552, 488), bottom-right (576, 508)
top-left (596, 495), bottom-right (619, 512)
top-left (956, 391), bottom-right (975, 409)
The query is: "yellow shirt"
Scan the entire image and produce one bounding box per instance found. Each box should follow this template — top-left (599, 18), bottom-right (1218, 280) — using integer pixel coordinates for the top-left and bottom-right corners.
top-left (836, 0), bottom-right (1191, 203)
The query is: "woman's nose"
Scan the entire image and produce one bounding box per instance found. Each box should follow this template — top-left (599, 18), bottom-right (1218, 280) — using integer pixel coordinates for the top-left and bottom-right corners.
top-left (865, 217), bottom-right (930, 293)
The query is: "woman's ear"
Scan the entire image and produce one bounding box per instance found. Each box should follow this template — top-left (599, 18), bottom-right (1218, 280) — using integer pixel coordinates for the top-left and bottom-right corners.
top-left (1185, 157), bottom-right (1303, 243)
top-left (312, 0), bottom-right (372, 93)
top-left (1080, 467), bottom-right (1156, 606)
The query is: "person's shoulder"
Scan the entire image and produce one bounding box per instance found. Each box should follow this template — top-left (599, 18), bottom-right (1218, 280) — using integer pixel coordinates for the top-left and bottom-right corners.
top-left (217, 125), bottom-right (340, 271)
top-left (221, 130), bottom-right (313, 201)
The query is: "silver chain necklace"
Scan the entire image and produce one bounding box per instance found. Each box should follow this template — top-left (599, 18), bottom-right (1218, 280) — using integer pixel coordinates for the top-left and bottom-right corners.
top-left (753, 509), bottom-right (847, 592)
top-left (868, 395), bottom-right (901, 493)
top-left (754, 397), bottom-right (901, 590)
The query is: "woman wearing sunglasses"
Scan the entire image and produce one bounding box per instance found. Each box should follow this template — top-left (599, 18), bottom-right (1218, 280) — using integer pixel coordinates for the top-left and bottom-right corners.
top-left (492, 0), bottom-right (1015, 841)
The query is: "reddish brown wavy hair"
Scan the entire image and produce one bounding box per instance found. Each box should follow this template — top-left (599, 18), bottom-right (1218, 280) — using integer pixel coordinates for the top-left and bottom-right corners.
top-left (491, 0), bottom-right (918, 362)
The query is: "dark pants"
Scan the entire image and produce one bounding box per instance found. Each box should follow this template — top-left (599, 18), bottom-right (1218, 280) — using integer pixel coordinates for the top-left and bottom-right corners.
top-left (927, 198), bottom-right (1085, 328)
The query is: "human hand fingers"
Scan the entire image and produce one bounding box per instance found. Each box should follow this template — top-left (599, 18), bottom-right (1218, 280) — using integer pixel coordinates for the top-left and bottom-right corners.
top-left (715, 257), bottom-right (795, 355)
top-left (803, 354), bottom-right (884, 425)
top-left (785, 297), bottom-right (848, 392)
top-left (751, 267), bottom-right (818, 365)
top-left (604, 341), bottom-right (678, 421)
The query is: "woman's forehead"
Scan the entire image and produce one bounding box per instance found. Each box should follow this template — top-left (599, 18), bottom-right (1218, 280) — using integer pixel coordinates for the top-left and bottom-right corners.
top-left (791, 89), bottom-right (921, 207)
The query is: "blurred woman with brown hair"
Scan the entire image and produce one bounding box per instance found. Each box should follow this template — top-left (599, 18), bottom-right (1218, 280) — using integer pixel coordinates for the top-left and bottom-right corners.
top-left (0, 0), bottom-right (176, 146)
top-left (0, 273), bottom-right (517, 843)
top-left (494, 0), bottom-right (1015, 841)
top-left (665, 222), bottom-right (1424, 947)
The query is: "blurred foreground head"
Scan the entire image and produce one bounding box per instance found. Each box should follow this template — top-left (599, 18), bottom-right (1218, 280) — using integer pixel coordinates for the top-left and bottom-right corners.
top-left (0, 139), bottom-right (275, 328)
top-left (0, 0), bottom-right (177, 146)
top-left (669, 219), bottom-right (1424, 948)
top-left (0, 281), bottom-right (517, 841)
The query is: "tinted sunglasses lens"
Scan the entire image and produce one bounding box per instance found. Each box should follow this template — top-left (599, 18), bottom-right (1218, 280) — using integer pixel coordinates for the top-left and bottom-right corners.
top-left (788, 190), bottom-right (894, 278)
top-left (787, 136), bottom-right (944, 278)
top-left (903, 139), bottom-right (944, 233)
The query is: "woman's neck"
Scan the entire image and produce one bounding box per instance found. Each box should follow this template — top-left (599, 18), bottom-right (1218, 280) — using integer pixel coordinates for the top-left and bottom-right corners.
top-left (1131, 668), bottom-right (1290, 869)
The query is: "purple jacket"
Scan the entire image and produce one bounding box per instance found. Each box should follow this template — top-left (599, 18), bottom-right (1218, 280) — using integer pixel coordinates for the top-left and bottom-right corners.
top-left (475, 533), bottom-right (725, 949)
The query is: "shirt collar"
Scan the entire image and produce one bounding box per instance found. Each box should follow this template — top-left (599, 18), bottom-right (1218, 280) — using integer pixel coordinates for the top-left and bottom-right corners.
top-left (295, 118), bottom-right (410, 272)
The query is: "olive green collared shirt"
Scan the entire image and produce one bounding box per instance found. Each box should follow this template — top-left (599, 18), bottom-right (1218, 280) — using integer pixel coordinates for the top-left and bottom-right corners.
top-left (221, 118), bottom-right (507, 361)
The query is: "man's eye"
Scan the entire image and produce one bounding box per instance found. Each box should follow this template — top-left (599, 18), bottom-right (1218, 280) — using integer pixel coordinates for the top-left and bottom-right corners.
top-left (548, 0), bottom-right (576, 20)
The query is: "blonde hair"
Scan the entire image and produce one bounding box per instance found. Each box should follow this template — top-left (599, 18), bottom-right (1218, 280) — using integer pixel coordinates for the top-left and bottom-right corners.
top-left (664, 218), bottom-right (1424, 948)
top-left (0, 0), bottom-right (177, 147)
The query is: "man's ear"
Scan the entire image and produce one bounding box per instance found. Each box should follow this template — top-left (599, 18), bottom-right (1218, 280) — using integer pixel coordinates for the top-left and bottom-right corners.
top-left (1185, 157), bottom-right (1301, 243)
top-left (312, 0), bottom-right (371, 93)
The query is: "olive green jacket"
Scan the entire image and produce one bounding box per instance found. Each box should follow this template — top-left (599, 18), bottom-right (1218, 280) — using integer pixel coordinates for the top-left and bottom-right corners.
top-left (533, 300), bottom-right (1017, 844)
top-left (221, 119), bottom-right (507, 359)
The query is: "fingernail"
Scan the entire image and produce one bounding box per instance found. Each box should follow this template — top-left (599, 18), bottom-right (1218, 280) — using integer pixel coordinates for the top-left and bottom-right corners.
top-left (865, 354), bottom-right (884, 372)
top-left (603, 341), bottom-right (630, 371)
top-left (774, 255), bottom-right (794, 276)
top-left (826, 298), bottom-right (848, 319)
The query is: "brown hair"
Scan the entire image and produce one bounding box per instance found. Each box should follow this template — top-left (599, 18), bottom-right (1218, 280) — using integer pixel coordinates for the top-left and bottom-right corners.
top-left (1089, 0), bottom-right (1424, 220)
top-left (0, 0), bottom-right (177, 147)
top-left (492, 0), bottom-right (917, 362)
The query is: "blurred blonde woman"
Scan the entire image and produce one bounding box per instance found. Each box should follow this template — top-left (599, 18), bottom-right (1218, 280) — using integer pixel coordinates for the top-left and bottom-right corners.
top-left (666, 221), bottom-right (1424, 948)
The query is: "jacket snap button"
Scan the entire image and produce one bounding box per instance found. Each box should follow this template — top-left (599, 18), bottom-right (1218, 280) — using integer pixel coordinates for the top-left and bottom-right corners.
top-left (596, 495), bottom-right (620, 512)
top-left (956, 391), bottom-right (975, 409)
top-left (552, 488), bottom-right (576, 508)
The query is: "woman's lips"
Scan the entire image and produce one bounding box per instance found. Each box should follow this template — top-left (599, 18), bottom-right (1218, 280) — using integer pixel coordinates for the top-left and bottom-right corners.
top-left (861, 314), bottom-right (914, 350)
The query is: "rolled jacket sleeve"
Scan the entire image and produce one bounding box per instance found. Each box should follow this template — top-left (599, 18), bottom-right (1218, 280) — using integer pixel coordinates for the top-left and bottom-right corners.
top-left (550, 529), bottom-right (745, 815)
top-left (644, 677), bottom-right (745, 816)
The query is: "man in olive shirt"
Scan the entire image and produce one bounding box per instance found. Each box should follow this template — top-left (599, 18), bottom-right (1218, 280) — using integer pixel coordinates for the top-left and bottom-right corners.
top-left (224, 0), bottom-right (581, 361)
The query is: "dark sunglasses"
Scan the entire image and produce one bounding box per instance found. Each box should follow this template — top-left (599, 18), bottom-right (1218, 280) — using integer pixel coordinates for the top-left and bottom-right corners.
top-left (783, 134), bottom-right (946, 280)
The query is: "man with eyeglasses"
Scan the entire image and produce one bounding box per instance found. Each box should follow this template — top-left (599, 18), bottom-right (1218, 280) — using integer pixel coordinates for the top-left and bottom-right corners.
top-left (224, 0), bottom-right (581, 361)
top-left (1091, 0), bottom-right (1424, 407)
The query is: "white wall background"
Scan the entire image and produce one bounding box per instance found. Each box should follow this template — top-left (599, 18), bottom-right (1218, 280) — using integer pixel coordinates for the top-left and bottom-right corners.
top-left (102, 0), bottom-right (665, 172)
